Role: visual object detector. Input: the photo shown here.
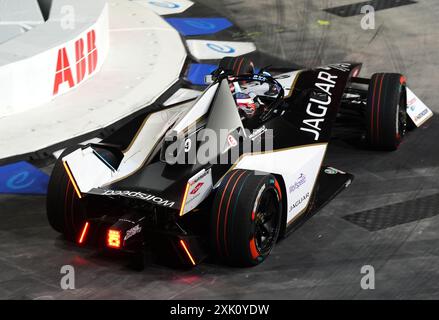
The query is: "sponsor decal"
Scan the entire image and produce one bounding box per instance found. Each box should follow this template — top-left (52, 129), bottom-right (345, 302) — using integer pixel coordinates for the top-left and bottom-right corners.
top-left (300, 70), bottom-right (339, 141)
top-left (416, 108), bottom-right (429, 121)
top-left (190, 169), bottom-right (210, 184)
top-left (248, 126), bottom-right (267, 140)
top-left (103, 190), bottom-right (175, 208)
top-left (124, 225), bottom-right (142, 241)
top-left (183, 169), bottom-right (213, 212)
top-left (206, 43), bottom-right (236, 54)
top-left (322, 63), bottom-right (352, 73)
top-left (406, 88), bottom-right (433, 127)
top-left (274, 74), bottom-right (291, 80)
top-left (53, 30), bottom-right (98, 95)
top-left (289, 174), bottom-right (306, 193)
top-left (186, 191), bottom-right (201, 205)
top-left (118, 218), bottom-right (136, 224)
top-left (7, 172), bottom-right (35, 190)
top-left (190, 182), bottom-right (204, 195)
top-left (148, 1), bottom-right (180, 8)
top-left (227, 134), bottom-right (238, 147)
top-left (324, 167), bottom-right (346, 175)
top-left (252, 74), bottom-right (268, 82)
top-left (408, 96), bottom-right (417, 111)
top-left (289, 192), bottom-right (310, 212)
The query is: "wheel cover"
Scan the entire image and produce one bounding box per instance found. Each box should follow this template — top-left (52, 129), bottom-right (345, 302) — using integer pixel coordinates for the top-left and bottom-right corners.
top-left (254, 188), bottom-right (280, 255)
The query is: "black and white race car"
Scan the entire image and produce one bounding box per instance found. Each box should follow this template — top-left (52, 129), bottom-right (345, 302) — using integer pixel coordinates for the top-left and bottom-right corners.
top-left (46, 56), bottom-right (432, 267)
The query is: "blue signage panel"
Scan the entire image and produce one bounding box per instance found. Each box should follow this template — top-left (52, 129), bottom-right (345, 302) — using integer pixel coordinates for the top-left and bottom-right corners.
top-left (187, 63), bottom-right (218, 86)
top-left (165, 18), bottom-right (233, 36)
top-left (0, 161), bottom-right (50, 195)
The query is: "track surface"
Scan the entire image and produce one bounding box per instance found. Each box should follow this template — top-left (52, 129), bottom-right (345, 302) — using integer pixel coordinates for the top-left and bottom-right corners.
top-left (1, 0), bottom-right (439, 299)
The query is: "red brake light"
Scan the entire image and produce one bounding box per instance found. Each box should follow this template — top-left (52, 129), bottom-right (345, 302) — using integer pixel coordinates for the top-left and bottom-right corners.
top-left (78, 222), bottom-right (89, 244)
top-left (107, 229), bottom-right (121, 249)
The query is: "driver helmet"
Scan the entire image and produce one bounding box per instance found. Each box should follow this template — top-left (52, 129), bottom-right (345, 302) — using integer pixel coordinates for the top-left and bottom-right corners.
top-left (234, 92), bottom-right (259, 119)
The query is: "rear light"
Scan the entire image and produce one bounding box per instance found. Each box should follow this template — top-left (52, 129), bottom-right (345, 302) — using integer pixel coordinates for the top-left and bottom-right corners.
top-left (107, 229), bottom-right (122, 249)
top-left (180, 239), bottom-right (196, 266)
top-left (78, 222), bottom-right (89, 244)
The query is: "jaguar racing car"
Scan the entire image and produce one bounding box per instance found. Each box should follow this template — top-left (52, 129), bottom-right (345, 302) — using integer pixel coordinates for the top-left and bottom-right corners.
top-left (46, 56), bottom-right (433, 267)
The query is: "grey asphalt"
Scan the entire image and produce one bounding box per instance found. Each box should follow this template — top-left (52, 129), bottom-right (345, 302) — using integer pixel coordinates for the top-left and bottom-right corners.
top-left (0, 0), bottom-right (438, 299)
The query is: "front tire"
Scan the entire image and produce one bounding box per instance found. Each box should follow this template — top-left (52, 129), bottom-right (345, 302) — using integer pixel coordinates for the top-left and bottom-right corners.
top-left (365, 73), bottom-right (408, 150)
top-left (46, 147), bottom-right (87, 241)
top-left (210, 170), bottom-right (283, 267)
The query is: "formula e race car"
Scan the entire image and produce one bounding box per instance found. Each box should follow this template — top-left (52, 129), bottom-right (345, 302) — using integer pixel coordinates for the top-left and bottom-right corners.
top-left (46, 56), bottom-right (433, 268)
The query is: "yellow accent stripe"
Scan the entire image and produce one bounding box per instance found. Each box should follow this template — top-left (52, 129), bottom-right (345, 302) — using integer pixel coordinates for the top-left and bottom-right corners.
top-left (122, 114), bottom-right (152, 154)
top-left (180, 240), bottom-right (196, 265)
top-left (63, 161), bottom-right (82, 199)
top-left (179, 183), bottom-right (191, 216)
top-left (284, 70), bottom-right (303, 99)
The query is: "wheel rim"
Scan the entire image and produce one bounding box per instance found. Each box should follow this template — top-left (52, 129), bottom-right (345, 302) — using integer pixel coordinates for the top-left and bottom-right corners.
top-left (254, 188), bottom-right (280, 255)
top-left (397, 87), bottom-right (408, 141)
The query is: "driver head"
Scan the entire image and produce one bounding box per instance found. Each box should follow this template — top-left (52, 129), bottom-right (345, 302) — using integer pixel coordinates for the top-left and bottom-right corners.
top-left (234, 92), bottom-right (259, 119)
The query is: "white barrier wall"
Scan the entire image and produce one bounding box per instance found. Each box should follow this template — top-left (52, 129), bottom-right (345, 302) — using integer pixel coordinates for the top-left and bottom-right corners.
top-left (0, 0), bottom-right (45, 44)
top-left (0, 0), bottom-right (187, 160)
top-left (0, 0), bottom-right (109, 117)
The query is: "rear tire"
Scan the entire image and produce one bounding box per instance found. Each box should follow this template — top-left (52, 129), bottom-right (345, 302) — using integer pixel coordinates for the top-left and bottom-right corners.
top-left (210, 170), bottom-right (283, 267)
top-left (365, 73), bottom-right (408, 150)
top-left (218, 56), bottom-right (255, 76)
top-left (46, 147), bottom-right (87, 241)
